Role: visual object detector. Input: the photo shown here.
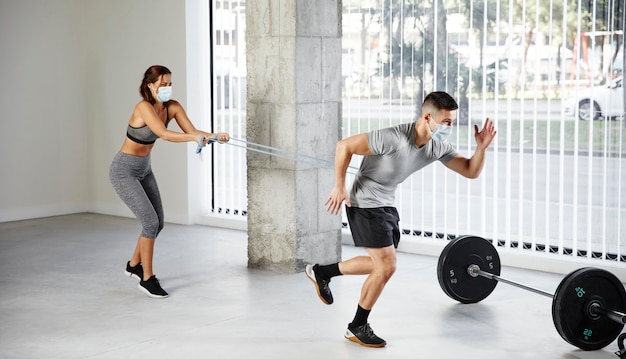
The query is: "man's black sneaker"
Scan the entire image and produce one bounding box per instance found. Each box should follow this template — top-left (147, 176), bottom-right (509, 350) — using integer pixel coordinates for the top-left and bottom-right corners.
top-left (138, 275), bottom-right (168, 298)
top-left (305, 264), bottom-right (333, 305)
top-left (125, 261), bottom-right (143, 281)
top-left (345, 323), bottom-right (387, 348)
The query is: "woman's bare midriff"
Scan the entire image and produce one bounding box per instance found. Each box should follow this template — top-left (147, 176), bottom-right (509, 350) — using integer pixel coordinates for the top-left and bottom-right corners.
top-left (120, 137), bottom-right (155, 157)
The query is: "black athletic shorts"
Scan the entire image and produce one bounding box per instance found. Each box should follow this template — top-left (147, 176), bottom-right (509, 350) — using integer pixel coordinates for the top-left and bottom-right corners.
top-left (345, 206), bottom-right (400, 248)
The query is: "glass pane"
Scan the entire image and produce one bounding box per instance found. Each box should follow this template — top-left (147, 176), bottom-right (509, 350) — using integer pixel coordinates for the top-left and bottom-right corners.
top-left (207, 0), bottom-right (625, 262)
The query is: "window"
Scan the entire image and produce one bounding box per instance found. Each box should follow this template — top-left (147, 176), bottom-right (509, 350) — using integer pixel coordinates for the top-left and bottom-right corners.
top-left (209, 0), bottom-right (247, 224)
top-left (204, 0), bottom-right (625, 263)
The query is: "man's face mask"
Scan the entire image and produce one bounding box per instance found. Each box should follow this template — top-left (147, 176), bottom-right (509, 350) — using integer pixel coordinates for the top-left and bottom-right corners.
top-left (430, 122), bottom-right (453, 142)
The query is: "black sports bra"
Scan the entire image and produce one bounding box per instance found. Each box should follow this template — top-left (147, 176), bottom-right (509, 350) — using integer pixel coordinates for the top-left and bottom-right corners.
top-left (126, 105), bottom-right (171, 145)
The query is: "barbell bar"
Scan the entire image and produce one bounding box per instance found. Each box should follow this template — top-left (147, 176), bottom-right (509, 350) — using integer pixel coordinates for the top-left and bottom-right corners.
top-left (437, 235), bottom-right (626, 352)
top-left (466, 264), bottom-right (554, 298)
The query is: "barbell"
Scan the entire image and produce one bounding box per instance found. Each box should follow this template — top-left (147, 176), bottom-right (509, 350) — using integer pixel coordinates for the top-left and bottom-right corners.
top-left (437, 235), bottom-right (626, 352)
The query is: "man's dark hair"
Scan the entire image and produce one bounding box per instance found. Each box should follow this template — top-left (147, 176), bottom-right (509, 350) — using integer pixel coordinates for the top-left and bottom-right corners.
top-left (422, 91), bottom-right (459, 112)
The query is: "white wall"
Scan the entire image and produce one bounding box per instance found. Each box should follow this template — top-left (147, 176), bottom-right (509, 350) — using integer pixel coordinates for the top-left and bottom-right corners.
top-left (0, 0), bottom-right (89, 221)
top-left (0, 0), bottom-right (199, 224)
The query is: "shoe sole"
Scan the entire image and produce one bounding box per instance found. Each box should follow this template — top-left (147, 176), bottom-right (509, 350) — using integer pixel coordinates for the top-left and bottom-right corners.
top-left (305, 266), bottom-right (331, 305)
top-left (345, 334), bottom-right (387, 348)
top-left (137, 284), bottom-right (168, 299)
top-left (125, 270), bottom-right (141, 281)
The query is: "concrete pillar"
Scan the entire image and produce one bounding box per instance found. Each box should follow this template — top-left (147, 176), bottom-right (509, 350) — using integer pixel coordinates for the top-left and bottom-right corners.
top-left (246, 0), bottom-right (343, 272)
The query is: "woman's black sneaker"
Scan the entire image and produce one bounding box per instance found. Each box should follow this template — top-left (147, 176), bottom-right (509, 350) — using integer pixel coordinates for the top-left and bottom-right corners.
top-left (345, 323), bottom-right (386, 348)
top-left (138, 275), bottom-right (168, 298)
top-left (125, 261), bottom-right (143, 281)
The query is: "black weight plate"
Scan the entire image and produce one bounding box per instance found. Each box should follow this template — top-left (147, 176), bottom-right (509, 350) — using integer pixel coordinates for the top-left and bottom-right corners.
top-left (552, 267), bottom-right (626, 351)
top-left (437, 235), bottom-right (501, 304)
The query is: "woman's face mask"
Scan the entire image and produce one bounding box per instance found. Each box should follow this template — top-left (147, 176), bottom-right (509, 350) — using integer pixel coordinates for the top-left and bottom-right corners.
top-left (156, 86), bottom-right (173, 102)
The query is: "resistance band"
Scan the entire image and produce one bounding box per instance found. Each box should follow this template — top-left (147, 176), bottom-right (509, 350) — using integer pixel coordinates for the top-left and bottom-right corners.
top-left (196, 135), bottom-right (359, 175)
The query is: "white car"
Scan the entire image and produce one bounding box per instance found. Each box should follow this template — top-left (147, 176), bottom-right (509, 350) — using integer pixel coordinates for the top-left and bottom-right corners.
top-left (563, 76), bottom-right (624, 120)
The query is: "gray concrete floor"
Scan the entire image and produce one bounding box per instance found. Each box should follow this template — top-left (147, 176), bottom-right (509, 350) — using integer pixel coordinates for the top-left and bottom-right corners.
top-left (0, 213), bottom-right (622, 359)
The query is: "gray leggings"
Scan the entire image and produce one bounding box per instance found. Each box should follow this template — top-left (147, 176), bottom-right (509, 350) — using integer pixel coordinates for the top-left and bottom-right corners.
top-left (109, 152), bottom-right (164, 239)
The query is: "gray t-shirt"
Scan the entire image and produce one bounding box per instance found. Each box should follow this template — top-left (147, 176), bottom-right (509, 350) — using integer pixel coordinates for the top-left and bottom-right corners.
top-left (349, 122), bottom-right (458, 208)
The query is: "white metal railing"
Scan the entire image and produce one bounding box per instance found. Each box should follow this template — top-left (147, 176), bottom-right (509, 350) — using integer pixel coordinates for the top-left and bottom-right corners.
top-left (210, 0), bottom-right (248, 221)
top-left (206, 0), bottom-right (625, 264)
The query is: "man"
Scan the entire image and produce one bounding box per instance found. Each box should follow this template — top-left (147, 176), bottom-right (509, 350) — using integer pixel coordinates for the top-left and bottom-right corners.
top-left (305, 91), bottom-right (496, 348)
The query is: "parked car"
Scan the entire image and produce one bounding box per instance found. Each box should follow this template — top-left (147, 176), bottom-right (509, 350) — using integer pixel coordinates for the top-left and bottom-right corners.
top-left (563, 76), bottom-right (624, 120)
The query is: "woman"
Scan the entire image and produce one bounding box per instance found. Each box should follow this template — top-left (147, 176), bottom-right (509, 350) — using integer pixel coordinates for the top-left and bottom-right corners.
top-left (109, 65), bottom-right (229, 298)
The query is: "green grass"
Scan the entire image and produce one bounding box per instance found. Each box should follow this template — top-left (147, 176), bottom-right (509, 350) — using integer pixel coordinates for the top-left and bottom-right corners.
top-left (465, 118), bottom-right (626, 154)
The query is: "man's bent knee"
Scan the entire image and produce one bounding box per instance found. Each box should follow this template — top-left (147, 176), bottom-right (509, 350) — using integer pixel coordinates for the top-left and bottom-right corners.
top-left (369, 251), bottom-right (396, 282)
top-left (379, 261), bottom-right (396, 281)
